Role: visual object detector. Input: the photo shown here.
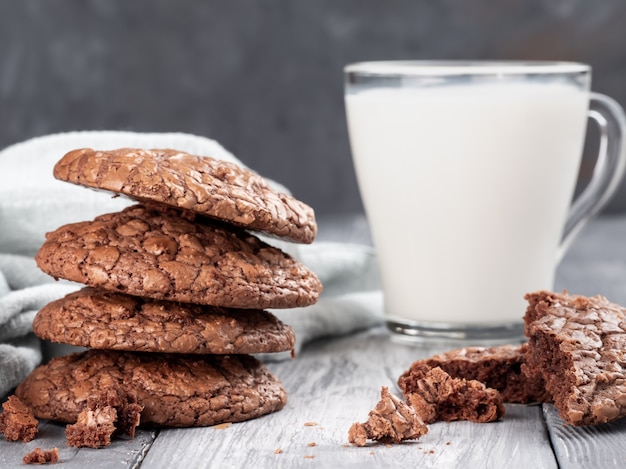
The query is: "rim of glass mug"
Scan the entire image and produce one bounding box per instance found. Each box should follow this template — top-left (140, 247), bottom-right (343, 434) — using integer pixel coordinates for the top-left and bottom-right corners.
top-left (344, 60), bottom-right (590, 76)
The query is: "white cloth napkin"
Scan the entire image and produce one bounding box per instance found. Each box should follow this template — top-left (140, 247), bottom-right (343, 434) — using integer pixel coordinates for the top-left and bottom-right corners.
top-left (0, 131), bottom-right (383, 396)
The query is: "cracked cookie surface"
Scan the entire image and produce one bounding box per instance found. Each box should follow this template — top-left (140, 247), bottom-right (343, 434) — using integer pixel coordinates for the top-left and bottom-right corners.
top-left (53, 147), bottom-right (317, 244)
top-left (34, 287), bottom-right (296, 354)
top-left (16, 350), bottom-right (287, 427)
top-left (35, 205), bottom-right (322, 309)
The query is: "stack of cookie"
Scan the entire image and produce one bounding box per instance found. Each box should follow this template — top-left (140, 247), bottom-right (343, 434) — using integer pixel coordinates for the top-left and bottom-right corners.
top-left (15, 148), bottom-right (322, 444)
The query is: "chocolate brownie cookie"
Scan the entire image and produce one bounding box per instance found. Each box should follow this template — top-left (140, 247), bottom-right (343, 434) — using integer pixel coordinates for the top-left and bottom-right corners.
top-left (524, 290), bottom-right (626, 426)
top-left (33, 287), bottom-right (296, 354)
top-left (401, 365), bottom-right (505, 424)
top-left (16, 350), bottom-right (287, 427)
top-left (398, 344), bottom-right (549, 404)
top-left (348, 386), bottom-right (427, 447)
top-left (53, 148), bottom-right (317, 244)
top-left (35, 205), bottom-right (322, 309)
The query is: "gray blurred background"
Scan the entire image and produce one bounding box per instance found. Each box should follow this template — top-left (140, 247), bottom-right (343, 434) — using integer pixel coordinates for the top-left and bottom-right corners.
top-left (2, 0), bottom-right (626, 216)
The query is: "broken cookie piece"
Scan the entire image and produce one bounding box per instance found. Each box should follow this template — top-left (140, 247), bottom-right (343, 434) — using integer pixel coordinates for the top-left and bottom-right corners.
top-left (0, 395), bottom-right (38, 442)
top-left (22, 447), bottom-right (60, 465)
top-left (87, 388), bottom-right (143, 438)
top-left (402, 365), bottom-right (504, 424)
top-left (66, 405), bottom-right (117, 448)
top-left (348, 386), bottom-right (428, 447)
top-left (398, 344), bottom-right (550, 404)
top-left (63, 386), bottom-right (144, 448)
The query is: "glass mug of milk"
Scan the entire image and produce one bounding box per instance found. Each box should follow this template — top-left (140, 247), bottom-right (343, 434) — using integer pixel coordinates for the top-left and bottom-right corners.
top-left (344, 61), bottom-right (626, 343)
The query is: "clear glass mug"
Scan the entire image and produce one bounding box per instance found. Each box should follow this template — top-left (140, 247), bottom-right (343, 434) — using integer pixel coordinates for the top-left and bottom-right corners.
top-left (344, 61), bottom-right (626, 344)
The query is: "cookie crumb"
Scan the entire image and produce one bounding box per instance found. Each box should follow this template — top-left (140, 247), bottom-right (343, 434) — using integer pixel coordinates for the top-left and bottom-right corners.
top-left (304, 455), bottom-right (315, 459)
top-left (213, 422), bottom-right (232, 430)
top-left (274, 448), bottom-right (283, 454)
top-left (0, 395), bottom-right (38, 442)
top-left (348, 386), bottom-right (428, 447)
top-left (304, 422), bottom-right (318, 427)
top-left (446, 441), bottom-right (451, 445)
top-left (22, 447), bottom-right (59, 465)
top-left (430, 449), bottom-right (435, 454)
top-left (307, 442), bottom-right (316, 447)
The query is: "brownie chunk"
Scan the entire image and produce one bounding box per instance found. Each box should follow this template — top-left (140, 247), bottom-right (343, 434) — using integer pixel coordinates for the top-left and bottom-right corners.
top-left (0, 395), bottom-right (38, 442)
top-left (16, 350), bottom-right (287, 427)
top-left (77, 387), bottom-right (143, 439)
top-left (34, 287), bottom-right (296, 354)
top-left (53, 148), bottom-right (317, 244)
top-left (348, 387), bottom-right (427, 447)
top-left (398, 344), bottom-right (550, 404)
top-left (22, 447), bottom-right (59, 465)
top-left (401, 365), bottom-right (505, 424)
top-left (35, 205), bottom-right (322, 309)
top-left (66, 406), bottom-right (117, 448)
top-left (524, 290), bottom-right (626, 426)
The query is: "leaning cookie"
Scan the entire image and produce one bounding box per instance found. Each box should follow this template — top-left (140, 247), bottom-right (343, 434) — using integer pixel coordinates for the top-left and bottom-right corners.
top-left (53, 148), bottom-right (317, 244)
top-left (524, 290), bottom-right (626, 426)
top-left (35, 204), bottom-right (322, 309)
top-left (16, 350), bottom-right (287, 427)
top-left (33, 287), bottom-right (296, 354)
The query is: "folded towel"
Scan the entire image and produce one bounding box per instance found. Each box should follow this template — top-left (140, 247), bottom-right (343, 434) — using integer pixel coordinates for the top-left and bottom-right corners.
top-left (0, 131), bottom-right (382, 396)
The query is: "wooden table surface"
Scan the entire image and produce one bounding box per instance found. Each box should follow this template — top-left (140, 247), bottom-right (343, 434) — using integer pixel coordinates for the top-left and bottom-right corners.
top-left (2, 214), bottom-right (626, 469)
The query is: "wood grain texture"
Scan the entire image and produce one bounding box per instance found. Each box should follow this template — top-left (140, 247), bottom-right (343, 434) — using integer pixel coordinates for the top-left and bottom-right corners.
top-left (543, 405), bottom-right (626, 469)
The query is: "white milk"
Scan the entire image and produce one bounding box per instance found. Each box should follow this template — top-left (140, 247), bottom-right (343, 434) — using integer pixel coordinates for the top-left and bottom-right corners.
top-left (345, 83), bottom-right (589, 325)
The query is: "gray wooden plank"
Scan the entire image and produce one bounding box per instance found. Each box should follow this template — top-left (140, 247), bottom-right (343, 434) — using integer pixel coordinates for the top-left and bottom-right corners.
top-left (141, 328), bottom-right (557, 469)
top-left (0, 420), bottom-right (157, 469)
top-left (543, 404), bottom-right (626, 469)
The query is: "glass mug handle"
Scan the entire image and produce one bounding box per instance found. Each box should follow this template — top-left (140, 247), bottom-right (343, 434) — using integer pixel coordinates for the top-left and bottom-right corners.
top-left (557, 92), bottom-right (626, 262)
